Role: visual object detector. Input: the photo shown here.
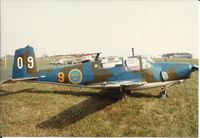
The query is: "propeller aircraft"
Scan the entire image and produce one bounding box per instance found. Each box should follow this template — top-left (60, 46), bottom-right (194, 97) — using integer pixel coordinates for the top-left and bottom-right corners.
top-left (4, 45), bottom-right (198, 99)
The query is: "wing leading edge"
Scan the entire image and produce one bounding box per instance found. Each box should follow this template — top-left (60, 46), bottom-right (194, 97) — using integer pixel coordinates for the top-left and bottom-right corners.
top-left (87, 80), bottom-right (146, 89)
top-left (2, 77), bottom-right (146, 90)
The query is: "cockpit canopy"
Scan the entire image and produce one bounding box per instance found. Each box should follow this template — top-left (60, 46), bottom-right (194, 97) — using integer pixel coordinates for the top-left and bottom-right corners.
top-left (101, 56), bottom-right (155, 70)
top-left (125, 56), bottom-right (155, 71)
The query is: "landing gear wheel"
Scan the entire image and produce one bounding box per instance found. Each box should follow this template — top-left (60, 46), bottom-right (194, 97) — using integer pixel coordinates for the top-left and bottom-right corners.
top-left (121, 93), bottom-right (128, 100)
top-left (159, 88), bottom-right (168, 99)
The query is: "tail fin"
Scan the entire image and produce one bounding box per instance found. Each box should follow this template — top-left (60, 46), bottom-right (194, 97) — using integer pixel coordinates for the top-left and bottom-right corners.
top-left (12, 45), bottom-right (38, 80)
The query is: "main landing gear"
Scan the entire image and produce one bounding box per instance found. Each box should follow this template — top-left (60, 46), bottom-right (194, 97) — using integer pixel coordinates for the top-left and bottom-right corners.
top-left (118, 86), bottom-right (169, 100)
top-left (159, 87), bottom-right (168, 99)
top-left (119, 87), bottom-right (131, 100)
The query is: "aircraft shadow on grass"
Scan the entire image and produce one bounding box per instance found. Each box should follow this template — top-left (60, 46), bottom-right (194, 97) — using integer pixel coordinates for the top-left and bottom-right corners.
top-left (36, 96), bottom-right (118, 129)
top-left (0, 88), bottom-right (159, 129)
top-left (0, 87), bottom-right (159, 99)
top-left (34, 90), bottom-right (159, 129)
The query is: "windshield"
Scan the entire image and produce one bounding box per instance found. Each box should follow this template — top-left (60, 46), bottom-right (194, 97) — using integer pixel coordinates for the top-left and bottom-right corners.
top-left (142, 57), bottom-right (155, 69)
top-left (144, 57), bottom-right (156, 64)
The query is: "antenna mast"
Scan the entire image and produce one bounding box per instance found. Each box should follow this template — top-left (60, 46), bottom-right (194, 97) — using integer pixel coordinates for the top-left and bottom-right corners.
top-left (131, 48), bottom-right (135, 56)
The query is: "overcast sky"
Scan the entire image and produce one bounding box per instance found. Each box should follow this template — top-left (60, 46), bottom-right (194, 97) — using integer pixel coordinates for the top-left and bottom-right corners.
top-left (1, 0), bottom-right (198, 58)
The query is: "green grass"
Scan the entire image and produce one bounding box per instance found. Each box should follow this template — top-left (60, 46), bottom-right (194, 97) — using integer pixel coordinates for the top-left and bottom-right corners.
top-left (0, 58), bottom-right (198, 136)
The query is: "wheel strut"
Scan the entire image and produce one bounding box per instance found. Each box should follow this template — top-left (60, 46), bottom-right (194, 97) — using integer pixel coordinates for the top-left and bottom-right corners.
top-left (119, 87), bottom-right (128, 100)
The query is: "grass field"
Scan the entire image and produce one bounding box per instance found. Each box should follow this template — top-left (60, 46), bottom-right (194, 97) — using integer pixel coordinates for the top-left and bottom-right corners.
top-left (0, 58), bottom-right (198, 137)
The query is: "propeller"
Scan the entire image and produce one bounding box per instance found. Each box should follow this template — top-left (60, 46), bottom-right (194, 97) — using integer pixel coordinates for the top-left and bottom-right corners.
top-left (191, 64), bottom-right (198, 72)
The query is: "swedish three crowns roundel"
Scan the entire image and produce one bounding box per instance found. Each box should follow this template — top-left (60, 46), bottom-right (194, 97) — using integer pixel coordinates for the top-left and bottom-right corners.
top-left (68, 69), bottom-right (83, 84)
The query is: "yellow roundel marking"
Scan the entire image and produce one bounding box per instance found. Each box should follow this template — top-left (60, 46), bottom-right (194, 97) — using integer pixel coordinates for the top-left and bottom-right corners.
top-left (68, 69), bottom-right (82, 84)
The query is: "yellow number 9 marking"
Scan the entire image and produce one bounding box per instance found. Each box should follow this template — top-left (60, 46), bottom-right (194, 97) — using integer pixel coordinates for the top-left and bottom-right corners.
top-left (58, 72), bottom-right (65, 83)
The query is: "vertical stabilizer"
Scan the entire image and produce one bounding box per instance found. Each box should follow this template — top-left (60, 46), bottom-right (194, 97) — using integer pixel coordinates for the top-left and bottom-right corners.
top-left (12, 45), bottom-right (38, 79)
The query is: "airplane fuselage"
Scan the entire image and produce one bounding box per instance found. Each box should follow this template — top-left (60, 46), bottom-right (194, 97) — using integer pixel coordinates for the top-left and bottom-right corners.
top-left (11, 46), bottom-right (198, 92)
top-left (37, 60), bottom-right (193, 87)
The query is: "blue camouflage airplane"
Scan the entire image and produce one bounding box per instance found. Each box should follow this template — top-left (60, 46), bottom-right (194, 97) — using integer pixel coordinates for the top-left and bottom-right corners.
top-left (4, 45), bottom-right (198, 99)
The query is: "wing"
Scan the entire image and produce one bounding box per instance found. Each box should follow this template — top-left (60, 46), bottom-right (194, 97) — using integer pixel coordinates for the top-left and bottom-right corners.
top-left (87, 80), bottom-right (146, 89)
top-left (2, 78), bottom-right (146, 89)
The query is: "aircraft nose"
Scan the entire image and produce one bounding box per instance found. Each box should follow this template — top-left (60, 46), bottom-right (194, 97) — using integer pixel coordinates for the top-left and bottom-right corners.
top-left (175, 63), bottom-right (192, 79)
top-left (160, 63), bottom-right (197, 80)
top-left (179, 63), bottom-right (198, 79)
top-left (156, 62), bottom-right (197, 81)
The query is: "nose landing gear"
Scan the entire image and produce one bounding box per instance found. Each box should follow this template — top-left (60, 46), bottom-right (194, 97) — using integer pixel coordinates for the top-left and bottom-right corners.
top-left (160, 87), bottom-right (168, 99)
top-left (119, 87), bottom-right (131, 100)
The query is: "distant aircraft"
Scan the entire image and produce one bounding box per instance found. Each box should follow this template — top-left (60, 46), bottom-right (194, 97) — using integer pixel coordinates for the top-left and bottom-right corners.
top-left (162, 53), bottom-right (193, 58)
top-left (3, 45), bottom-right (198, 99)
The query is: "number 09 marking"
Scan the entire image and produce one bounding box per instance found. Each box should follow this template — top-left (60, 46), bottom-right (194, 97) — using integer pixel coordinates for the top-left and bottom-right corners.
top-left (17, 56), bottom-right (34, 69)
top-left (58, 72), bottom-right (65, 83)
top-left (27, 56), bottom-right (34, 69)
